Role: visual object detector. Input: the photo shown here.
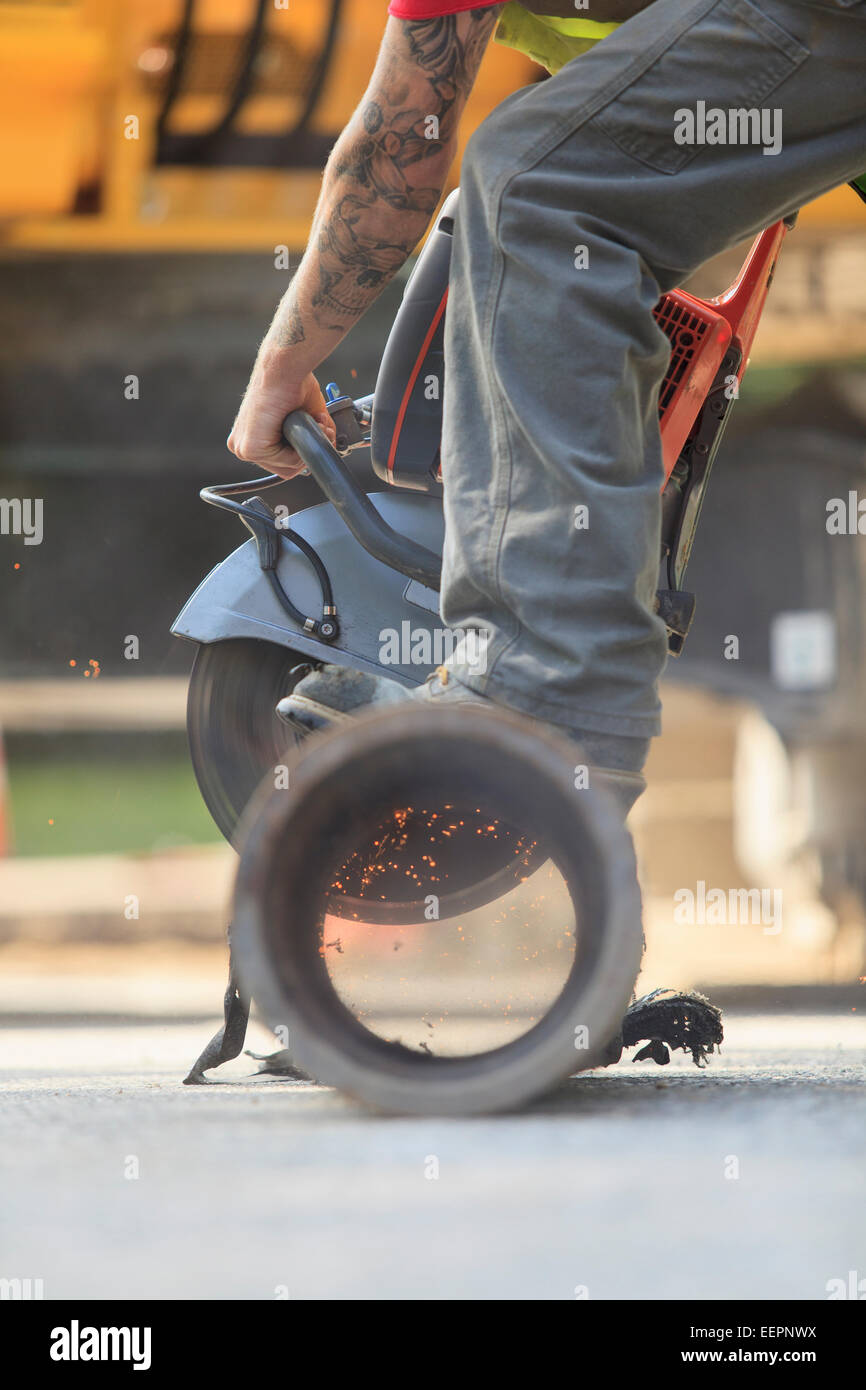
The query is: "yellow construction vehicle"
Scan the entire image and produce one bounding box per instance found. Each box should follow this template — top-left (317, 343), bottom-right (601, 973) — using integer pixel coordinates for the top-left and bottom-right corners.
top-left (0, 0), bottom-right (535, 251)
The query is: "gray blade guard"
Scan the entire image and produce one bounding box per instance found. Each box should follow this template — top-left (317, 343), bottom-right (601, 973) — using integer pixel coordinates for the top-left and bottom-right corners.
top-left (171, 489), bottom-right (447, 683)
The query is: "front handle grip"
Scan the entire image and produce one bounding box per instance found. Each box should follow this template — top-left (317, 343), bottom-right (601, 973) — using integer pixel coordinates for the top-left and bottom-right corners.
top-left (282, 410), bottom-right (442, 591)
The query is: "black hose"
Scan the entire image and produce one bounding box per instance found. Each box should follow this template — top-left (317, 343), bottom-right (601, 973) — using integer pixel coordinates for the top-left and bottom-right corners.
top-left (200, 482), bottom-right (335, 608)
top-left (265, 568), bottom-right (316, 634)
top-left (200, 477), bottom-right (337, 636)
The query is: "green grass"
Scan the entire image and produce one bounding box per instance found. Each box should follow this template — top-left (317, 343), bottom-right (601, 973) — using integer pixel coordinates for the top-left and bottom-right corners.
top-left (6, 754), bottom-right (221, 857)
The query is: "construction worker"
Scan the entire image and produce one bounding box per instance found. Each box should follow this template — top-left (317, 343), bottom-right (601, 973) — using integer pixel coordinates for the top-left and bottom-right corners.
top-left (228, 0), bottom-right (866, 814)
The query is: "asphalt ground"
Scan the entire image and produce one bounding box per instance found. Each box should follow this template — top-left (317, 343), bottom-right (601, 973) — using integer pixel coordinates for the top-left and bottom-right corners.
top-left (1, 1010), bottom-right (863, 1300)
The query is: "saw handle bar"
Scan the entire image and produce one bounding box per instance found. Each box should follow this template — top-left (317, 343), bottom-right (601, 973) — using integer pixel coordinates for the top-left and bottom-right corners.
top-left (199, 473), bottom-right (339, 641)
top-left (198, 397), bottom-right (442, 645)
top-left (282, 409), bottom-right (442, 591)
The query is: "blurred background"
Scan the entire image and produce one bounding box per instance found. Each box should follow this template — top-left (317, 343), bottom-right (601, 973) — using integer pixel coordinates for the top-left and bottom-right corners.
top-left (1, 0), bottom-right (865, 1026)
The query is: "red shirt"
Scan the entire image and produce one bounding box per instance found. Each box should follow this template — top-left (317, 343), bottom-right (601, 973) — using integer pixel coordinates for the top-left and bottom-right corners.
top-left (387, 1), bottom-right (498, 18)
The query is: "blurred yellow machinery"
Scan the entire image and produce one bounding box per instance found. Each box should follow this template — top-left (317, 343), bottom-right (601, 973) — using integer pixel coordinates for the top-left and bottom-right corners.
top-left (0, 0), bottom-right (535, 251)
top-left (2, 0), bottom-right (861, 254)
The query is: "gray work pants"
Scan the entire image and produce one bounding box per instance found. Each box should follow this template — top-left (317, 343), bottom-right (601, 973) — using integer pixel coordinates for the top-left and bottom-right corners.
top-left (440, 0), bottom-right (866, 770)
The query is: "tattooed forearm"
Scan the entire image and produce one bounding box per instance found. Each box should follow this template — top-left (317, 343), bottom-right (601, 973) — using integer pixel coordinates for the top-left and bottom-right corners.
top-left (269, 9), bottom-right (501, 355)
top-left (403, 12), bottom-right (502, 129)
top-left (279, 303), bottom-right (305, 347)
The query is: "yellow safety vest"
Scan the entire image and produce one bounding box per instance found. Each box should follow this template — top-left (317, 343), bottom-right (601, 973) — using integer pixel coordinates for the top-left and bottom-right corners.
top-left (494, 5), bottom-right (619, 75)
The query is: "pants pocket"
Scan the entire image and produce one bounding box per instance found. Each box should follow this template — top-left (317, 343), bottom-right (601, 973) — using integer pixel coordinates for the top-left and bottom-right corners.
top-left (593, 0), bottom-right (810, 174)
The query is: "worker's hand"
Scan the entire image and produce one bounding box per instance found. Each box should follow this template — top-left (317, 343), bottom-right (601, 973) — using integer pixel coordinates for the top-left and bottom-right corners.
top-left (227, 366), bottom-right (337, 479)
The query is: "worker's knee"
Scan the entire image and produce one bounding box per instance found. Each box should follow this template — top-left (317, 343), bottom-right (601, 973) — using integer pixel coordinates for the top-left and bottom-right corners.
top-left (461, 94), bottom-right (677, 290)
